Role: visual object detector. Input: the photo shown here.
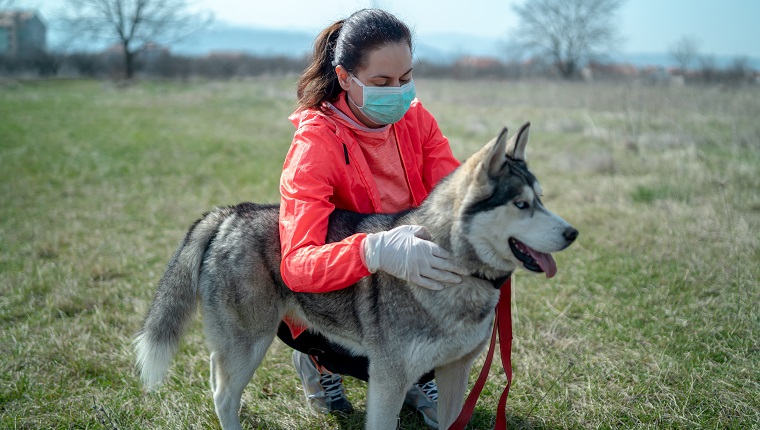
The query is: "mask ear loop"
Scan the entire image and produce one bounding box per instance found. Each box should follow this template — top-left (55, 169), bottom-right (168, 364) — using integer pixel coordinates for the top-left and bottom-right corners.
top-left (348, 75), bottom-right (366, 108)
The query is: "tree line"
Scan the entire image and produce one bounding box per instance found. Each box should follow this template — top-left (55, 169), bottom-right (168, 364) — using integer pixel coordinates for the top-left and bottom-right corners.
top-left (1, 0), bottom-right (756, 85)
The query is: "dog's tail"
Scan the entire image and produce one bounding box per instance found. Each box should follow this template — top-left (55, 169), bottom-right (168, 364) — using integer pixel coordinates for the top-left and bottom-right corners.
top-left (133, 208), bottom-right (232, 390)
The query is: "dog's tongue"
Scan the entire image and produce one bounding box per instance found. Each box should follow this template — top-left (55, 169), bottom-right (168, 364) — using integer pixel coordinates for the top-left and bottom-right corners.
top-left (527, 248), bottom-right (557, 278)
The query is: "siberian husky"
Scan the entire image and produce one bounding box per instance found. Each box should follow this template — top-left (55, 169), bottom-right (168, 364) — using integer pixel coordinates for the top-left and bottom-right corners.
top-left (134, 122), bottom-right (578, 429)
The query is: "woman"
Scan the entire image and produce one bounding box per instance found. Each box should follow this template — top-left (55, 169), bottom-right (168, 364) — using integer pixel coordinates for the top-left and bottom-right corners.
top-left (277, 9), bottom-right (467, 428)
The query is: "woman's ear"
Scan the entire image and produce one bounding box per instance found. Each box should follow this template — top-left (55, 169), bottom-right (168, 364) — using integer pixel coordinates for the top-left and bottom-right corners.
top-left (335, 65), bottom-right (351, 91)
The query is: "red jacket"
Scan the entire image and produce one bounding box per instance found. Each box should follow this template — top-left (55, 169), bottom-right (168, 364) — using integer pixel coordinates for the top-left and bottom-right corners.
top-left (279, 96), bottom-right (460, 293)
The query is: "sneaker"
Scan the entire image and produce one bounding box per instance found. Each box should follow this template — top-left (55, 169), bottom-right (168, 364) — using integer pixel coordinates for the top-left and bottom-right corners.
top-left (404, 380), bottom-right (439, 429)
top-left (292, 351), bottom-right (354, 414)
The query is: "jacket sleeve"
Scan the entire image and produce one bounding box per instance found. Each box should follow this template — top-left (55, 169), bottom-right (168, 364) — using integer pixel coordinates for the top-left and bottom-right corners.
top-left (279, 126), bottom-right (371, 293)
top-left (415, 101), bottom-right (461, 192)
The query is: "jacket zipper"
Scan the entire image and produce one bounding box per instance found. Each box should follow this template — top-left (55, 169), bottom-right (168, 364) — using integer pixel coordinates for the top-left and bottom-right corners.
top-left (392, 124), bottom-right (419, 206)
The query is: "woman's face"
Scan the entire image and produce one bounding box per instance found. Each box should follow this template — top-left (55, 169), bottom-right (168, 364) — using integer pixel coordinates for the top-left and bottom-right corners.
top-left (336, 42), bottom-right (413, 128)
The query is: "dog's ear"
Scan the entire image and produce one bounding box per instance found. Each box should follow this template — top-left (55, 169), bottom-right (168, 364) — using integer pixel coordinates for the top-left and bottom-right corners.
top-left (485, 127), bottom-right (509, 177)
top-left (506, 122), bottom-right (530, 161)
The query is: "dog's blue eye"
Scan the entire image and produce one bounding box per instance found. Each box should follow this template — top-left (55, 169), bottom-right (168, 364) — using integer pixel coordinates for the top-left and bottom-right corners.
top-left (515, 201), bottom-right (529, 210)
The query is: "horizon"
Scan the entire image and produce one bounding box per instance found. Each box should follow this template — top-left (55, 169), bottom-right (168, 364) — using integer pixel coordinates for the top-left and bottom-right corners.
top-left (27, 0), bottom-right (760, 59)
top-left (35, 19), bottom-right (760, 71)
top-left (14, 0), bottom-right (760, 68)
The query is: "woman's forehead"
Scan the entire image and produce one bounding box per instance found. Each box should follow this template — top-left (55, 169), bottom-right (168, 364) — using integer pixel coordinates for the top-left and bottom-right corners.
top-left (359, 43), bottom-right (413, 78)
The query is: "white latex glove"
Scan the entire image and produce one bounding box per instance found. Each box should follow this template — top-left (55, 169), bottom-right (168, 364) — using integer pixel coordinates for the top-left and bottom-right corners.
top-left (363, 225), bottom-right (468, 290)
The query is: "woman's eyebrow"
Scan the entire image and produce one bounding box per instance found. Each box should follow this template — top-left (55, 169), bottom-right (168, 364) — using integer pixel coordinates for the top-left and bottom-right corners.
top-left (370, 67), bottom-right (414, 79)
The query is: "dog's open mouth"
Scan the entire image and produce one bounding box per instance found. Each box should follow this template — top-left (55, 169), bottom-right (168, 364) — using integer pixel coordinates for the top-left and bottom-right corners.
top-left (509, 238), bottom-right (557, 278)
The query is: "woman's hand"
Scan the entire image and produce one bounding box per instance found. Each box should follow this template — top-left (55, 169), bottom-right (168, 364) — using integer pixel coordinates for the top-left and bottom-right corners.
top-left (363, 225), bottom-right (468, 290)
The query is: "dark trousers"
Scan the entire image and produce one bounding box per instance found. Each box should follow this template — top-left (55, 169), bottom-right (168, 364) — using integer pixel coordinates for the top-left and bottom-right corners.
top-left (277, 322), bottom-right (434, 384)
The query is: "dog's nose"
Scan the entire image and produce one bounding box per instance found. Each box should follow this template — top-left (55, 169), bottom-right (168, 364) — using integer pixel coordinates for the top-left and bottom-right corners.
top-left (564, 227), bottom-right (579, 242)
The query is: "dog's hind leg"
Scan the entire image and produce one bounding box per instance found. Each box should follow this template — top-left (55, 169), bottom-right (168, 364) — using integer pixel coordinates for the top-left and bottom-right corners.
top-left (434, 345), bottom-right (484, 430)
top-left (365, 362), bottom-right (411, 430)
top-left (209, 333), bottom-right (275, 430)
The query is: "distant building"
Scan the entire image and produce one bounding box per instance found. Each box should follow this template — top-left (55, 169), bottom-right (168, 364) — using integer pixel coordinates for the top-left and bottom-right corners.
top-left (0, 10), bottom-right (46, 57)
top-left (454, 56), bottom-right (502, 69)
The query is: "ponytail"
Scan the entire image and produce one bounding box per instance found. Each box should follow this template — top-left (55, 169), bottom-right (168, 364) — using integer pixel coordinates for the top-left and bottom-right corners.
top-left (296, 20), bottom-right (344, 111)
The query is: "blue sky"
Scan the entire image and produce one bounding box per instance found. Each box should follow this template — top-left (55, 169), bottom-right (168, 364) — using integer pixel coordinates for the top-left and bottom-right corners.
top-left (29, 0), bottom-right (760, 58)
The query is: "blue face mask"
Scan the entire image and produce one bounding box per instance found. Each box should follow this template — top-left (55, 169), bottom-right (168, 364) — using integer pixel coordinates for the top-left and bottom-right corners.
top-left (349, 75), bottom-right (416, 125)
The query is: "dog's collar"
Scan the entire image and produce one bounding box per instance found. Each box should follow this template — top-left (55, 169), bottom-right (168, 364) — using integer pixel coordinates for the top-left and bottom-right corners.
top-left (471, 272), bottom-right (512, 289)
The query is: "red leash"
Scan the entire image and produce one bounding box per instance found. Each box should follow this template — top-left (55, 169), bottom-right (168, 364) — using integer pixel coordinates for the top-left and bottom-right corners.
top-left (448, 278), bottom-right (512, 430)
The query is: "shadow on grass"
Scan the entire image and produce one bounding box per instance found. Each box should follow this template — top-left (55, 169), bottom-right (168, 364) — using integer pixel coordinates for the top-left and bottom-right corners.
top-left (333, 406), bottom-right (552, 430)
top-left (240, 403), bottom-right (551, 429)
top-left (455, 408), bottom-right (554, 430)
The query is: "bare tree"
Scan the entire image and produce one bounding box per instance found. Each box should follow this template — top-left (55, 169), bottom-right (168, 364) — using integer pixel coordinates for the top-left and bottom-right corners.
top-left (510, 0), bottom-right (624, 79)
top-left (58, 0), bottom-right (211, 79)
top-left (698, 54), bottom-right (718, 83)
top-left (669, 36), bottom-right (699, 72)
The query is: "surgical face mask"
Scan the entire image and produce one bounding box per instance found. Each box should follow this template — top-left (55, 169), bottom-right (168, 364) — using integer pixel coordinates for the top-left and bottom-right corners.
top-left (348, 75), bottom-right (416, 125)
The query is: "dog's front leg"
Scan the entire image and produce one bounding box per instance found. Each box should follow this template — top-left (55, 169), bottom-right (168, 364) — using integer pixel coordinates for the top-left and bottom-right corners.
top-left (434, 344), bottom-right (485, 430)
top-left (365, 362), bottom-right (410, 430)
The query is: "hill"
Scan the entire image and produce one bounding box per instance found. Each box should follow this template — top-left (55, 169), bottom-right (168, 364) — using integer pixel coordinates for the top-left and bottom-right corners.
top-left (49, 22), bottom-right (759, 70)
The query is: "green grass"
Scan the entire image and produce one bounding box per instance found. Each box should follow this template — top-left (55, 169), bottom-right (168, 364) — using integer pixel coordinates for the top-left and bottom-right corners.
top-left (1, 77), bottom-right (758, 429)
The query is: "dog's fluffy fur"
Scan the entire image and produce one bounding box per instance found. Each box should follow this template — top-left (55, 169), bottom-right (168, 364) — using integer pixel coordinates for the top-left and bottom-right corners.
top-left (134, 123), bottom-right (578, 430)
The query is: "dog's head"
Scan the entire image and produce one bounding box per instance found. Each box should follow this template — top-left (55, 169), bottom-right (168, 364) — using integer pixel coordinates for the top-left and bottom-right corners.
top-left (453, 122), bottom-right (578, 279)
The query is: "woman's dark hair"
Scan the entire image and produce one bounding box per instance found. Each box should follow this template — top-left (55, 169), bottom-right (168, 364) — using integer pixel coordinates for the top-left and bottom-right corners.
top-left (296, 9), bottom-right (413, 110)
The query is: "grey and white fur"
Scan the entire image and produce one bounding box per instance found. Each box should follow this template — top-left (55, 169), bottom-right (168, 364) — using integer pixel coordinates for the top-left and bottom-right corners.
top-left (134, 122), bottom-right (578, 430)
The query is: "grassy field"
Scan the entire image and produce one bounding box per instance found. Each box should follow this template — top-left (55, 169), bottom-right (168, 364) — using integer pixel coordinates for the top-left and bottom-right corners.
top-left (1, 76), bottom-right (758, 429)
